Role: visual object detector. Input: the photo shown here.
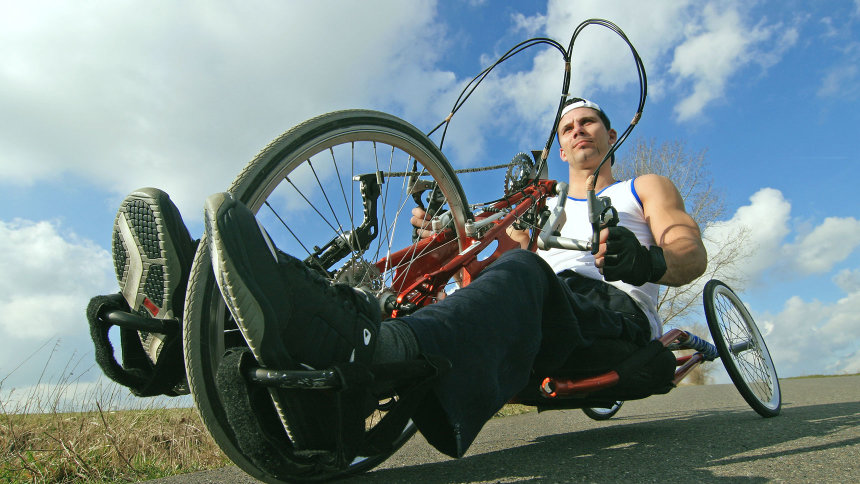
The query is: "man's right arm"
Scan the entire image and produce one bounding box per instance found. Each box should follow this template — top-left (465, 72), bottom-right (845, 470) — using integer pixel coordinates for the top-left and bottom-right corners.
top-left (634, 174), bottom-right (707, 286)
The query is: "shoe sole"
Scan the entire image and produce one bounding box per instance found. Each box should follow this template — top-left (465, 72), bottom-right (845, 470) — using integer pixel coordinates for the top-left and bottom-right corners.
top-left (204, 192), bottom-right (295, 367)
top-left (205, 192), bottom-right (345, 451)
top-left (113, 188), bottom-right (186, 360)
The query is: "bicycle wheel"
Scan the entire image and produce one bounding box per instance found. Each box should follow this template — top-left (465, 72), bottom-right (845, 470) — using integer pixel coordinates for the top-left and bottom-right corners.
top-left (582, 401), bottom-right (623, 420)
top-left (184, 110), bottom-right (471, 482)
top-left (703, 280), bottom-right (781, 417)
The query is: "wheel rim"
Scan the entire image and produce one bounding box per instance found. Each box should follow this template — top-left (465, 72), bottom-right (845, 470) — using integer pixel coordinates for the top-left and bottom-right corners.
top-left (185, 111), bottom-right (471, 479)
top-left (711, 285), bottom-right (780, 411)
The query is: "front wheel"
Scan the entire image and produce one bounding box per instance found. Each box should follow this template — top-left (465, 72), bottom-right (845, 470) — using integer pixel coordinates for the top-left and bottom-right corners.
top-left (184, 110), bottom-right (472, 482)
top-left (704, 280), bottom-right (781, 417)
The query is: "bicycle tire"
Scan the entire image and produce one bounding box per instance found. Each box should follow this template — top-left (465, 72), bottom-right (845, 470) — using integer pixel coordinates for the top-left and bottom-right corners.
top-left (183, 110), bottom-right (471, 482)
top-left (703, 280), bottom-right (781, 417)
top-left (582, 401), bottom-right (623, 420)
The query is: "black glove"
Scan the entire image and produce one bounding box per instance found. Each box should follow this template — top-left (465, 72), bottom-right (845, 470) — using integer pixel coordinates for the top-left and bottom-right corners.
top-left (602, 226), bottom-right (667, 286)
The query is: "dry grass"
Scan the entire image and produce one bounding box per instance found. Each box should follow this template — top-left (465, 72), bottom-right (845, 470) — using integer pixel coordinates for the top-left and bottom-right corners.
top-left (0, 343), bottom-right (229, 483)
top-left (0, 404), bottom-right (229, 483)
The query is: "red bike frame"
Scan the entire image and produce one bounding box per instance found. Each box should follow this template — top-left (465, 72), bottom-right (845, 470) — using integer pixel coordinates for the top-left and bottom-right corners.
top-left (377, 179), bottom-right (556, 316)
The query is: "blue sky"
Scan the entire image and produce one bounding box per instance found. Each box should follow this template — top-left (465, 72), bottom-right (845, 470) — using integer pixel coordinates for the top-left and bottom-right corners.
top-left (2, 0), bottom-right (859, 406)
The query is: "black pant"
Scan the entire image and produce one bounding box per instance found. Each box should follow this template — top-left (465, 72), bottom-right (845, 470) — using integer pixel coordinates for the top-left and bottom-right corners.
top-left (403, 249), bottom-right (650, 457)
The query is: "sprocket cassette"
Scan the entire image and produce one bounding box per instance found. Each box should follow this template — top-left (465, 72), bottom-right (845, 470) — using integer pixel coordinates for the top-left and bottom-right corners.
top-left (504, 152), bottom-right (535, 195)
top-left (333, 256), bottom-right (383, 291)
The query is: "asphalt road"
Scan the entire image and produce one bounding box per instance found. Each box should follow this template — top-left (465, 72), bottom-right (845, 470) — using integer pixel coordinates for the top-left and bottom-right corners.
top-left (147, 375), bottom-right (859, 483)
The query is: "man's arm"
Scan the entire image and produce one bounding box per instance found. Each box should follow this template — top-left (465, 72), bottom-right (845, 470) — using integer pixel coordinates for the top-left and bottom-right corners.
top-left (635, 174), bottom-right (707, 286)
top-left (594, 174), bottom-right (707, 287)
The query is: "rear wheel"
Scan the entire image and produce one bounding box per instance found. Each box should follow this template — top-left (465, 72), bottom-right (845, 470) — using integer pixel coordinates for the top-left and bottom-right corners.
top-left (704, 280), bottom-right (781, 417)
top-left (183, 110), bottom-right (471, 481)
top-left (582, 401), bottom-right (623, 420)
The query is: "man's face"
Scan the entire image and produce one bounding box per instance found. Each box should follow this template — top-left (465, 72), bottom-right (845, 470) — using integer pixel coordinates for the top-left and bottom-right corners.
top-left (557, 107), bottom-right (617, 168)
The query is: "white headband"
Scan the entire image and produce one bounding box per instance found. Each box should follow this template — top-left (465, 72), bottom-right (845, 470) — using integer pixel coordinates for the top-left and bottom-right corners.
top-left (560, 98), bottom-right (604, 119)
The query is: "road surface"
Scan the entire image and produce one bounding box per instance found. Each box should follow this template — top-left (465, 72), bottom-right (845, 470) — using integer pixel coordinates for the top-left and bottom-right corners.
top-left (147, 375), bottom-right (859, 483)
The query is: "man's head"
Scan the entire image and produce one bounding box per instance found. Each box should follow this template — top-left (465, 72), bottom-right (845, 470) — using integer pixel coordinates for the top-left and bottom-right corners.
top-left (556, 97), bottom-right (617, 167)
top-left (558, 98), bottom-right (611, 131)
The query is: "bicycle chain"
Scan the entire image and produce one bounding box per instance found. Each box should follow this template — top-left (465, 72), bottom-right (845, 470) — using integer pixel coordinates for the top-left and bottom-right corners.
top-left (381, 162), bottom-right (513, 178)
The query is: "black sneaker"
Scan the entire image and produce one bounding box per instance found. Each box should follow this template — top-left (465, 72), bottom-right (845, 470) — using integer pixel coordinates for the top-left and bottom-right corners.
top-left (112, 188), bottom-right (195, 363)
top-left (204, 192), bottom-right (380, 449)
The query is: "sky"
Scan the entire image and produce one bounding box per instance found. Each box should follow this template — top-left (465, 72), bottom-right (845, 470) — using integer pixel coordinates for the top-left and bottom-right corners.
top-left (1, 0), bottom-right (859, 408)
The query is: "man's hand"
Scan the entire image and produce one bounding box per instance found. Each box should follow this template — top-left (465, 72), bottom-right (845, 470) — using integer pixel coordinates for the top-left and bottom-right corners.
top-left (506, 225), bottom-right (530, 249)
top-left (594, 226), bottom-right (667, 286)
top-left (411, 207), bottom-right (435, 240)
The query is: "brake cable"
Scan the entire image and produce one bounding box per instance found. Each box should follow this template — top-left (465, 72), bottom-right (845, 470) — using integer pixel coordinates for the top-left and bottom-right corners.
top-left (423, 18), bottom-right (647, 185)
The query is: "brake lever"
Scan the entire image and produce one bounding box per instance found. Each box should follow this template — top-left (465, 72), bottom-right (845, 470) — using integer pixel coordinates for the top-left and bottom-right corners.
top-left (586, 189), bottom-right (617, 254)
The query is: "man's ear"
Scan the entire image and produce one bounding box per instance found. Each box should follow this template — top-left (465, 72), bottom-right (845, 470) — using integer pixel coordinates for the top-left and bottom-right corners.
top-left (559, 146), bottom-right (568, 162)
top-left (608, 128), bottom-right (618, 145)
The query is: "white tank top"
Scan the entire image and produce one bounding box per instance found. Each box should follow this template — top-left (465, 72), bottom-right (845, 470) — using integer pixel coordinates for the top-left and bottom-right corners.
top-left (539, 178), bottom-right (662, 339)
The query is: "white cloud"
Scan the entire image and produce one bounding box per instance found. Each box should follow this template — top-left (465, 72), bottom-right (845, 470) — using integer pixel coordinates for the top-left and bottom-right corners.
top-left (0, 218), bottom-right (114, 338)
top-left (818, 64), bottom-right (859, 98)
top-left (0, 0), bottom-right (452, 219)
top-left (757, 277), bottom-right (860, 377)
top-left (669, 4), bottom-right (788, 121)
top-left (504, 0), bottom-right (798, 126)
top-left (511, 12), bottom-right (546, 37)
top-left (817, 40), bottom-right (860, 99)
top-left (834, 268), bottom-right (860, 293)
top-left (703, 188), bottom-right (860, 283)
top-left (0, 218), bottom-right (114, 389)
top-left (703, 188), bottom-right (791, 282)
top-left (784, 217), bottom-right (860, 274)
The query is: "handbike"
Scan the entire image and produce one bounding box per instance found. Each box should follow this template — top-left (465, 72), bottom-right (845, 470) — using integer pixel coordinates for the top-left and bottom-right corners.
top-left (179, 20), bottom-right (780, 483)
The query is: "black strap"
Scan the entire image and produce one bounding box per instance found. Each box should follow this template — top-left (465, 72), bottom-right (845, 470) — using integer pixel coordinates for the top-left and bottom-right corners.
top-left (86, 293), bottom-right (185, 397)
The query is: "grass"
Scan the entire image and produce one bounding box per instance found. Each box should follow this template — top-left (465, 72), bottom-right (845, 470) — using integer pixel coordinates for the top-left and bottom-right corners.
top-left (0, 405), bottom-right (229, 483)
top-left (0, 342), bottom-right (230, 483)
top-left (784, 372), bottom-right (860, 380)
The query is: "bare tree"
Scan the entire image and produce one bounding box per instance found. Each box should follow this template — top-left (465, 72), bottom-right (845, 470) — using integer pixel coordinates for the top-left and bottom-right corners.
top-left (614, 139), bottom-right (752, 384)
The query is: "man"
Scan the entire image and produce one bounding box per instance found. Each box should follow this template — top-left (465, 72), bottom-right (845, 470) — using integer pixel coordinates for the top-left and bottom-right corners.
top-left (107, 98), bottom-right (706, 459)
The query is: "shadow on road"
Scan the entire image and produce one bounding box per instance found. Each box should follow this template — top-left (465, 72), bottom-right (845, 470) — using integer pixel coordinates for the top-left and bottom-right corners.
top-left (355, 401), bottom-right (860, 483)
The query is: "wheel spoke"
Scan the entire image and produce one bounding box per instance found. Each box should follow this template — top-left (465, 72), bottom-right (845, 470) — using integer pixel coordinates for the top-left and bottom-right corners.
top-left (307, 158), bottom-right (348, 242)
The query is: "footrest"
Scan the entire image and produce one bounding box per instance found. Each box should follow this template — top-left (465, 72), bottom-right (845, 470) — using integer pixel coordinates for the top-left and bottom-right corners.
top-left (102, 309), bottom-right (179, 334)
top-left (244, 357), bottom-right (450, 391)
